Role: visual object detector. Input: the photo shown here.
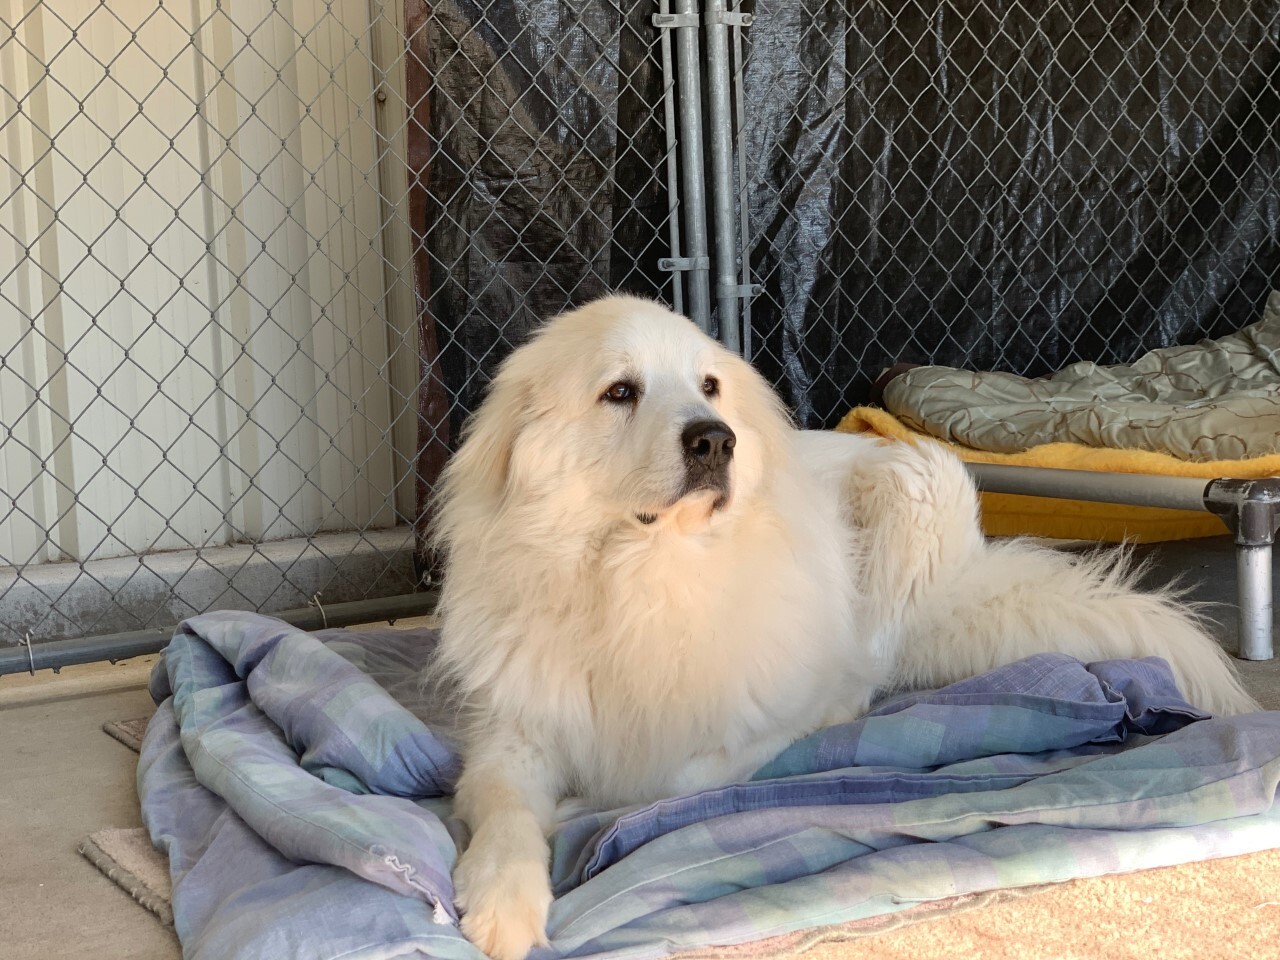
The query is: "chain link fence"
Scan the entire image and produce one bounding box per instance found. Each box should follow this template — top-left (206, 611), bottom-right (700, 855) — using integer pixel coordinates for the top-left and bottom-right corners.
top-left (735, 0), bottom-right (1280, 428)
top-left (0, 0), bottom-right (678, 648)
top-left (5, 0), bottom-right (1280, 652)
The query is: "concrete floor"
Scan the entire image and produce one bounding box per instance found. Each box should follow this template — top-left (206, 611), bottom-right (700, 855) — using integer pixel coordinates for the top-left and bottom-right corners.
top-left (0, 667), bottom-right (180, 960)
top-left (0, 538), bottom-right (1277, 959)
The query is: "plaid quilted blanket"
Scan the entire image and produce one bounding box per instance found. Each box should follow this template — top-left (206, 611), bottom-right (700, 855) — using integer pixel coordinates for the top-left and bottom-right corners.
top-left (138, 611), bottom-right (1280, 960)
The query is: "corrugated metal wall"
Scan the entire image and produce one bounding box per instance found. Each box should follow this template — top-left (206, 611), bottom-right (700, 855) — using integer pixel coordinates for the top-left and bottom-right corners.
top-left (0, 0), bottom-right (417, 568)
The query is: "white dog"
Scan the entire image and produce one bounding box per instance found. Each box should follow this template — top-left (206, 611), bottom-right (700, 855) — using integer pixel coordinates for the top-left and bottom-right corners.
top-left (430, 295), bottom-right (1256, 960)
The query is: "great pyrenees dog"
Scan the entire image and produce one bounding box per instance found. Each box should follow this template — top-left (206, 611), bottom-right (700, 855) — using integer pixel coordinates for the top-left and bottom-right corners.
top-left (431, 295), bottom-right (1256, 960)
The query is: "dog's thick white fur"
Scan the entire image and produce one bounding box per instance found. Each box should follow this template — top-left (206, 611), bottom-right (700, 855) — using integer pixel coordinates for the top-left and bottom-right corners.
top-left (431, 295), bottom-right (1256, 960)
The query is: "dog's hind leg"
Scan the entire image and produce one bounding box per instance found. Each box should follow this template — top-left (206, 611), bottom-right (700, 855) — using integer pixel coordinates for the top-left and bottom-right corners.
top-left (843, 440), bottom-right (1257, 716)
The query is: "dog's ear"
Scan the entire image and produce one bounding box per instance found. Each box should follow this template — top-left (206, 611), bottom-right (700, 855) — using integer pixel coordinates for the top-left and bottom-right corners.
top-left (443, 371), bottom-right (533, 505)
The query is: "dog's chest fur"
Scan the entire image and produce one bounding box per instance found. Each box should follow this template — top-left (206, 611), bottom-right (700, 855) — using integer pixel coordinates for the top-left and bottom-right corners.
top-left (441, 477), bottom-right (875, 805)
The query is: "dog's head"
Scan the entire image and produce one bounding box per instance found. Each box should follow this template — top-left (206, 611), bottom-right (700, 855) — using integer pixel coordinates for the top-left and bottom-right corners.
top-left (436, 295), bottom-right (791, 545)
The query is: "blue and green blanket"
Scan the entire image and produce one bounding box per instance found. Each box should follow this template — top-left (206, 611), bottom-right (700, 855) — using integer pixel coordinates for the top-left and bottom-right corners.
top-left (138, 611), bottom-right (1280, 960)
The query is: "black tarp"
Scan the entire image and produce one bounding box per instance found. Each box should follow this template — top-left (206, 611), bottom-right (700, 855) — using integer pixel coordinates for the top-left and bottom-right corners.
top-left (410, 0), bottom-right (1280, 477)
top-left (741, 0), bottom-right (1280, 426)
top-left (414, 0), bottom-right (672, 447)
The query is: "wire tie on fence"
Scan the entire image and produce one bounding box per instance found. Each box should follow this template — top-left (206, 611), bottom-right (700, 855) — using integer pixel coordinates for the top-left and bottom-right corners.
top-left (19, 632), bottom-right (36, 676)
top-left (308, 592), bottom-right (328, 629)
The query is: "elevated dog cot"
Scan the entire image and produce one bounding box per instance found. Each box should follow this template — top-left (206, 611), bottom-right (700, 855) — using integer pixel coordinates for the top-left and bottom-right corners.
top-left (843, 302), bottom-right (1280, 663)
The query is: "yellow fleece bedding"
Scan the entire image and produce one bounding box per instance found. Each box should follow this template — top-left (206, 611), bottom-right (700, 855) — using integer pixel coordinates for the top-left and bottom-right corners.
top-left (836, 406), bottom-right (1280, 543)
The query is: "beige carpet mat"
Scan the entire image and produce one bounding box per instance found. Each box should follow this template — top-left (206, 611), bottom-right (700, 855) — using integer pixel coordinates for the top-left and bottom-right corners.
top-left (78, 827), bottom-right (173, 927)
top-left (102, 716), bottom-right (148, 752)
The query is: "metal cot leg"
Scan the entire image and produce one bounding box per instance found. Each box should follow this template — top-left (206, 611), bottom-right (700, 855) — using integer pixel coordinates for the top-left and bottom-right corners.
top-left (1206, 478), bottom-right (1280, 662)
top-left (1237, 541), bottom-right (1274, 661)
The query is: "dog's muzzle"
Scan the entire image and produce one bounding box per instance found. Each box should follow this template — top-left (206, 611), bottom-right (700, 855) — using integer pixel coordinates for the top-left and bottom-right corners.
top-left (680, 418), bottom-right (735, 501)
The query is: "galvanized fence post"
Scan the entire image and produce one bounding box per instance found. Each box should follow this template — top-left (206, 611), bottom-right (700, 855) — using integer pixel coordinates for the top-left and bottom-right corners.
top-left (702, 0), bottom-right (755, 353)
top-left (654, 0), bottom-right (713, 334)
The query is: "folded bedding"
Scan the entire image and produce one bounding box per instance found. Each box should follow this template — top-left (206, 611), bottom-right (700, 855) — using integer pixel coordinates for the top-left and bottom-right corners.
top-left (139, 612), bottom-right (1280, 960)
top-left (878, 290), bottom-right (1280, 461)
top-left (839, 292), bottom-right (1280, 542)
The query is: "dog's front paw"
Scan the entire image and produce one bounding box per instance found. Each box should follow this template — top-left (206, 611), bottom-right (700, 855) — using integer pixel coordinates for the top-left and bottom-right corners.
top-left (454, 840), bottom-right (552, 960)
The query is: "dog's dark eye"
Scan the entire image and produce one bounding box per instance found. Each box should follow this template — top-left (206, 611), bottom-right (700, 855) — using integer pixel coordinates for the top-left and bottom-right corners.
top-left (602, 381), bottom-right (638, 404)
top-left (702, 376), bottom-right (720, 397)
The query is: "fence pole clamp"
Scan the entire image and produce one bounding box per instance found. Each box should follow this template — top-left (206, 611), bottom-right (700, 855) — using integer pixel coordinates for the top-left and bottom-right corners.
top-left (718, 282), bottom-right (761, 298)
top-left (659, 256), bottom-right (711, 272)
top-left (704, 11), bottom-right (753, 27)
top-left (652, 13), bottom-right (699, 28)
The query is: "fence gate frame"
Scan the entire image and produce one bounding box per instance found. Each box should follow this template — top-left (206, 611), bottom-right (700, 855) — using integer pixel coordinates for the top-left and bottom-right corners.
top-left (654, 0), bottom-right (758, 355)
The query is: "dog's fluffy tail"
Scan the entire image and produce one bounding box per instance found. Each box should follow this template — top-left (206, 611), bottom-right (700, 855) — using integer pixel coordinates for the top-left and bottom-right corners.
top-left (892, 540), bottom-right (1259, 716)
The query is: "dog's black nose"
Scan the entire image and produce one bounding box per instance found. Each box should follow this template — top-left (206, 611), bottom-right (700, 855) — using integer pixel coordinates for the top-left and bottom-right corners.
top-left (682, 419), bottom-right (736, 469)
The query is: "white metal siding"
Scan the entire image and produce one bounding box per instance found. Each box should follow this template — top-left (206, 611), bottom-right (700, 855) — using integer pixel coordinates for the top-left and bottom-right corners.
top-left (0, 0), bottom-right (415, 567)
